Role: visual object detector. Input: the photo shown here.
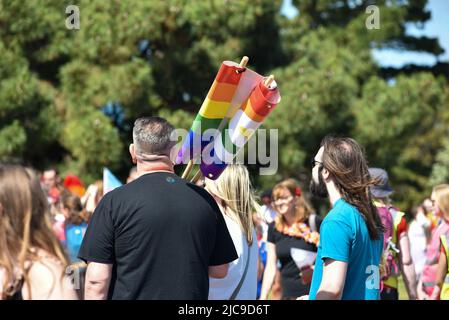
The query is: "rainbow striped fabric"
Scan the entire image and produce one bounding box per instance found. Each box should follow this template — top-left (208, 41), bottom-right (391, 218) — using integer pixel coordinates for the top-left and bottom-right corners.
top-left (175, 61), bottom-right (263, 165)
top-left (200, 79), bottom-right (281, 179)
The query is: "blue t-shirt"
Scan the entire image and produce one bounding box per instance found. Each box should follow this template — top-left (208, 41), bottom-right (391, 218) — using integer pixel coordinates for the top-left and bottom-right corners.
top-left (309, 199), bottom-right (383, 300)
top-left (66, 222), bottom-right (88, 263)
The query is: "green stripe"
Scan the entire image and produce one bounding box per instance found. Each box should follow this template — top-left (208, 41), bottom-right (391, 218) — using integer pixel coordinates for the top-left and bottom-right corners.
top-left (191, 115), bottom-right (223, 133)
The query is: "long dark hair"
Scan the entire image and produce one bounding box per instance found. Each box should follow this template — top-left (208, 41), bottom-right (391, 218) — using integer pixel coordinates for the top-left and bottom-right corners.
top-left (61, 193), bottom-right (90, 225)
top-left (321, 136), bottom-right (384, 240)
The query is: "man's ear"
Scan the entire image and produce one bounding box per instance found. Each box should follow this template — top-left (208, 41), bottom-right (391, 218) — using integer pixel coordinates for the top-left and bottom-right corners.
top-left (129, 144), bottom-right (137, 164)
top-left (321, 167), bottom-right (331, 182)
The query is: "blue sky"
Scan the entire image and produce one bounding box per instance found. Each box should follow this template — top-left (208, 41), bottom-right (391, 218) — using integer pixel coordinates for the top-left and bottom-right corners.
top-left (280, 0), bottom-right (449, 68)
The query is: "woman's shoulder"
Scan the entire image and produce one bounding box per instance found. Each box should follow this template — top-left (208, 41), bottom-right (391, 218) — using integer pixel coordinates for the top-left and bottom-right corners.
top-left (27, 249), bottom-right (66, 284)
top-left (24, 249), bottom-right (77, 300)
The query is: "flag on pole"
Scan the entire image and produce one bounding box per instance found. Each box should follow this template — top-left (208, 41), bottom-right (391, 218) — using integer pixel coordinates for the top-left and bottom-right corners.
top-left (103, 167), bottom-right (123, 195)
top-left (175, 60), bottom-right (262, 165)
top-left (200, 77), bottom-right (281, 180)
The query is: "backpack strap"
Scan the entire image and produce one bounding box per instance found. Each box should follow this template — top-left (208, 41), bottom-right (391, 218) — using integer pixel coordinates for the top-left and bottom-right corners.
top-left (440, 235), bottom-right (449, 274)
top-left (229, 242), bottom-right (251, 300)
top-left (308, 213), bottom-right (317, 233)
top-left (388, 207), bottom-right (404, 246)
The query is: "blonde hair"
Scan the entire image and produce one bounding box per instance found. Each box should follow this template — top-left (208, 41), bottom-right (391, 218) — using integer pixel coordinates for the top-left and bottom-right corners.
top-left (205, 165), bottom-right (260, 245)
top-left (272, 178), bottom-right (314, 231)
top-left (433, 184), bottom-right (449, 218)
top-left (0, 165), bottom-right (69, 299)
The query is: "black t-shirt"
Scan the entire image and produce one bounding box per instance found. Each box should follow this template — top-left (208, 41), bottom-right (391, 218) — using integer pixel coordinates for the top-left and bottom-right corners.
top-left (78, 172), bottom-right (238, 300)
top-left (267, 216), bottom-right (322, 299)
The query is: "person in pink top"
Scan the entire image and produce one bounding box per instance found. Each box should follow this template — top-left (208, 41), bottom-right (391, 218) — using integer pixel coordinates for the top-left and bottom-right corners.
top-left (418, 184), bottom-right (449, 299)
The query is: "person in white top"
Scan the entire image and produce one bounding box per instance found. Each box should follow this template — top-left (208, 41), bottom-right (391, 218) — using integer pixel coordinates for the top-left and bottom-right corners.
top-left (205, 165), bottom-right (260, 300)
top-left (408, 204), bottom-right (431, 280)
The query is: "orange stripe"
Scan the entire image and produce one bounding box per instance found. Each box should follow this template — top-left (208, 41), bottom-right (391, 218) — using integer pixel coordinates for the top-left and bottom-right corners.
top-left (242, 99), bottom-right (265, 122)
top-left (207, 81), bottom-right (238, 102)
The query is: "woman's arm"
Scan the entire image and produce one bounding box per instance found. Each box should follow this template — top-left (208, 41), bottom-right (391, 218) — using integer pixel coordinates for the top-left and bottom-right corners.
top-left (430, 250), bottom-right (447, 300)
top-left (259, 242), bottom-right (277, 300)
top-left (417, 278), bottom-right (429, 300)
top-left (398, 233), bottom-right (417, 300)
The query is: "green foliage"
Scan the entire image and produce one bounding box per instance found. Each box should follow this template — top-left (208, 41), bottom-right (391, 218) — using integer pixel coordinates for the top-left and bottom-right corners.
top-left (351, 73), bottom-right (447, 208)
top-left (430, 138), bottom-right (449, 186)
top-left (0, 120), bottom-right (26, 159)
top-left (0, 0), bottom-right (447, 210)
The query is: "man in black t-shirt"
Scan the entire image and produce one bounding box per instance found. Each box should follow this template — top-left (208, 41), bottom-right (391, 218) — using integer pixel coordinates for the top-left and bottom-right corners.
top-left (78, 117), bottom-right (237, 299)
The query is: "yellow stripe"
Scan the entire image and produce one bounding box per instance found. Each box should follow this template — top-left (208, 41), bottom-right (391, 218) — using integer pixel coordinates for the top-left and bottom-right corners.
top-left (383, 276), bottom-right (398, 289)
top-left (441, 283), bottom-right (449, 300)
top-left (198, 97), bottom-right (231, 119)
top-left (441, 236), bottom-right (449, 273)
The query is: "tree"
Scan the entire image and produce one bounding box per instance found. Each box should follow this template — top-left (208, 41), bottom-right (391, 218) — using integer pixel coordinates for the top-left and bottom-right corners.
top-left (0, 0), bottom-right (447, 210)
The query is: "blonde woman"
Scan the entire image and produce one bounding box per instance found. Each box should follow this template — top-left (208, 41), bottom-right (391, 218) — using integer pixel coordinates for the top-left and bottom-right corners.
top-left (418, 184), bottom-right (449, 299)
top-left (260, 179), bottom-right (321, 300)
top-left (0, 165), bottom-right (78, 300)
top-left (205, 165), bottom-right (260, 300)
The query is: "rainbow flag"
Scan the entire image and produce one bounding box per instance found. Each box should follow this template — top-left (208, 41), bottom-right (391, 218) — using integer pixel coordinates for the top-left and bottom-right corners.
top-left (200, 78), bottom-right (281, 179)
top-left (175, 61), bottom-right (262, 165)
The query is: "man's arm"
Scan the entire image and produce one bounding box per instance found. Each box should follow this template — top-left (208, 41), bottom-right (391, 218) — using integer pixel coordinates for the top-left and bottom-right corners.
top-left (315, 259), bottom-right (348, 300)
top-left (209, 264), bottom-right (229, 279)
top-left (84, 262), bottom-right (113, 300)
top-left (398, 233), bottom-right (417, 300)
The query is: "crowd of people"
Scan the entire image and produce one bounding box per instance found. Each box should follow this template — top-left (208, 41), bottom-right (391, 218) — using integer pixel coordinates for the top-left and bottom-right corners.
top-left (0, 116), bottom-right (448, 300)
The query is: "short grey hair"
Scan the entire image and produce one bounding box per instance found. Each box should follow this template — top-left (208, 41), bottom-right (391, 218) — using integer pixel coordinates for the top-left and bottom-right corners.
top-left (132, 117), bottom-right (176, 157)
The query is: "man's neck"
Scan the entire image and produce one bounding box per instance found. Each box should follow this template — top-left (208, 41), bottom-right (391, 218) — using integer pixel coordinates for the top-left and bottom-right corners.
top-left (326, 181), bottom-right (342, 207)
top-left (136, 160), bottom-right (174, 177)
